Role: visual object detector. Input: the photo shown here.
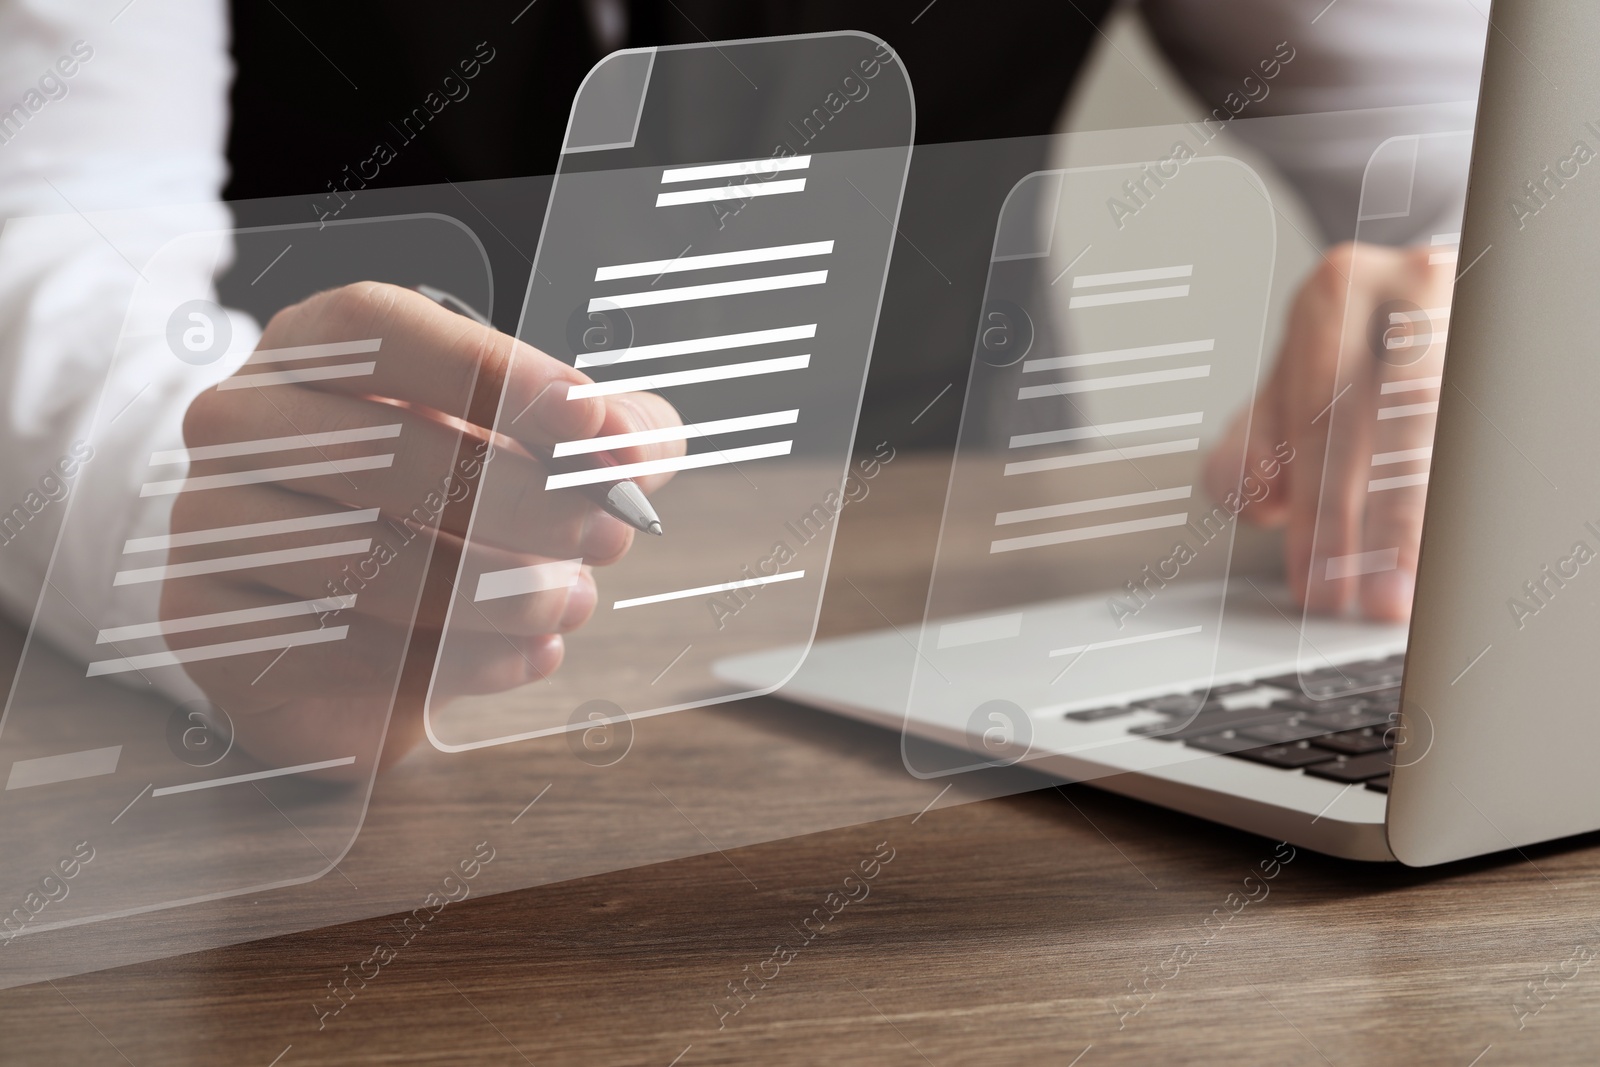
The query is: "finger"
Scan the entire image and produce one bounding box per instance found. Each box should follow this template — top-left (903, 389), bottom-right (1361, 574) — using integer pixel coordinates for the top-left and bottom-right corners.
top-left (211, 620), bottom-right (559, 774)
top-left (258, 282), bottom-right (603, 448)
top-left (481, 389), bottom-right (687, 554)
top-left (179, 385), bottom-right (493, 540)
top-left (245, 282), bottom-right (688, 499)
top-left (178, 387), bottom-right (652, 559)
top-left (155, 547), bottom-right (427, 647)
top-left (203, 628), bottom-right (564, 773)
top-left (1358, 249), bottom-right (1452, 619)
top-left (428, 632), bottom-right (564, 699)
top-left (166, 531), bottom-right (599, 638)
top-left (1203, 365), bottom-right (1289, 528)
top-left (188, 345), bottom-right (685, 492)
top-left (1202, 407), bottom-right (1251, 516)
top-left (424, 535), bottom-right (599, 637)
top-left (1304, 368), bottom-right (1374, 617)
top-left (171, 608), bottom-right (562, 721)
top-left (1357, 478), bottom-right (1425, 621)
top-left (589, 391), bottom-right (689, 490)
top-left (1360, 351), bottom-right (1447, 622)
top-left (1278, 245), bottom-right (1359, 612)
top-left (1239, 361), bottom-right (1291, 526)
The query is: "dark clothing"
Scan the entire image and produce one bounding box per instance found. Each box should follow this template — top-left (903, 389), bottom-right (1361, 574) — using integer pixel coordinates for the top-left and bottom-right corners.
top-left (222, 1), bottom-right (1112, 442)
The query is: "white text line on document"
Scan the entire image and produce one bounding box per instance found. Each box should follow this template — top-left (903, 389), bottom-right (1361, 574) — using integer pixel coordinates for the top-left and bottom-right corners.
top-left (87, 626), bottom-right (350, 677)
top-left (150, 424), bottom-right (401, 465)
top-left (1380, 377), bottom-right (1443, 394)
top-left (1377, 401), bottom-right (1439, 420)
top-left (567, 355), bottom-right (809, 399)
top-left (217, 362), bottom-right (377, 390)
top-left (124, 508), bottom-right (378, 554)
top-left (1372, 447), bottom-right (1433, 466)
top-left (591, 270), bottom-right (826, 312)
top-left (152, 757), bottom-right (358, 797)
top-left (992, 513), bottom-right (1190, 554)
top-left (546, 442), bottom-right (792, 490)
top-left (1010, 412), bottom-right (1203, 449)
top-left (1019, 365), bottom-right (1209, 400)
top-left (474, 559), bottom-right (584, 603)
top-left (595, 241), bottom-right (833, 281)
top-left (140, 455), bottom-right (394, 497)
top-left (613, 570), bottom-right (805, 610)
top-left (113, 539), bottom-right (372, 586)
top-left (1368, 473), bottom-right (1430, 492)
top-left (661, 156), bottom-right (810, 183)
top-left (655, 179), bottom-right (806, 206)
top-left (1048, 625), bottom-right (1203, 658)
top-left (554, 410), bottom-right (799, 457)
top-left (575, 324), bottom-right (815, 369)
top-left (6, 747), bottom-right (122, 790)
top-left (97, 596), bottom-right (356, 643)
top-left (1004, 439), bottom-right (1199, 476)
top-left (996, 486), bottom-right (1192, 526)
top-left (1069, 285), bottom-right (1190, 309)
top-left (1023, 339), bottom-right (1213, 374)
top-left (1071, 265), bottom-right (1193, 288)
top-left (245, 338), bottom-right (381, 365)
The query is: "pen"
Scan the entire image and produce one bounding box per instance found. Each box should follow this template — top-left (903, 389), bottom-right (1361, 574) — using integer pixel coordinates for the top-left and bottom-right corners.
top-left (416, 284), bottom-right (664, 537)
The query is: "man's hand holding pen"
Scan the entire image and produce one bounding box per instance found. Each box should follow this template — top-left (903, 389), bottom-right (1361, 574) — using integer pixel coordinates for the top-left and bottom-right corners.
top-left (162, 281), bottom-right (684, 772)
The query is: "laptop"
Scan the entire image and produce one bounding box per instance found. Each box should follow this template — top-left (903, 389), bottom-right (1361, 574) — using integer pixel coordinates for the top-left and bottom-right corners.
top-left (719, 0), bottom-right (1598, 866)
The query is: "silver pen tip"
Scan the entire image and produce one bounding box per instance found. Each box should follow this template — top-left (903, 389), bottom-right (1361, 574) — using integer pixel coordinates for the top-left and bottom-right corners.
top-left (605, 479), bottom-right (663, 537)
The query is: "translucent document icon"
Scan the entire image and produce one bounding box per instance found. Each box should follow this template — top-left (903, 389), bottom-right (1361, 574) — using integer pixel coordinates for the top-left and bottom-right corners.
top-left (0, 214), bottom-right (491, 934)
top-left (427, 33), bottom-right (914, 749)
top-left (903, 159), bottom-right (1276, 778)
top-left (1296, 131), bottom-right (1473, 695)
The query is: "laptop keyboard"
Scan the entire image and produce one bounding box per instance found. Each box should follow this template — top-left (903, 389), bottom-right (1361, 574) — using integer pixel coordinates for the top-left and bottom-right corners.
top-left (1064, 652), bottom-right (1405, 794)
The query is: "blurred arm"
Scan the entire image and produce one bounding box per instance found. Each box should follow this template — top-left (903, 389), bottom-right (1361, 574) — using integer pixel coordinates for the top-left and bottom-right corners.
top-left (1139, 0), bottom-right (1488, 243)
top-left (1136, 0), bottom-right (1489, 620)
top-left (0, 0), bottom-right (256, 674)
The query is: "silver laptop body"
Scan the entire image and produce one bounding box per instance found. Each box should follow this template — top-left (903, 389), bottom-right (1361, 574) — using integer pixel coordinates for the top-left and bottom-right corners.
top-left (721, 0), bottom-right (1600, 865)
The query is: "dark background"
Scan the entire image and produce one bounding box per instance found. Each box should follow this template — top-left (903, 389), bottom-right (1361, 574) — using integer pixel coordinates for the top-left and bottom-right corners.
top-left (219, 0), bottom-right (1113, 448)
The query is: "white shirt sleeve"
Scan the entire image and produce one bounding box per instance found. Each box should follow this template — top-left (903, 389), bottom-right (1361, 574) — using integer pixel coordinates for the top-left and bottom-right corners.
top-left (1138, 0), bottom-right (1490, 243)
top-left (0, 0), bottom-right (257, 685)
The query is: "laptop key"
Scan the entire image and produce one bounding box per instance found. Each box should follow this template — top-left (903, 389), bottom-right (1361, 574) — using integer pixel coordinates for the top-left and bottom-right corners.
top-left (1183, 731), bottom-right (1261, 754)
top-left (1130, 706), bottom-right (1292, 741)
top-left (1233, 741), bottom-right (1340, 768)
top-left (1238, 719), bottom-right (1330, 745)
top-left (1303, 706), bottom-right (1397, 733)
top-left (1258, 655), bottom-right (1403, 695)
top-left (1135, 693), bottom-right (1210, 716)
top-left (1314, 728), bottom-right (1390, 755)
top-left (1270, 693), bottom-right (1369, 714)
top-left (1257, 672), bottom-right (1306, 691)
top-left (1302, 676), bottom-right (1374, 701)
top-left (1065, 705), bottom-right (1136, 722)
top-left (1304, 751), bottom-right (1394, 783)
top-left (1365, 775), bottom-right (1392, 793)
top-left (1343, 658), bottom-right (1406, 685)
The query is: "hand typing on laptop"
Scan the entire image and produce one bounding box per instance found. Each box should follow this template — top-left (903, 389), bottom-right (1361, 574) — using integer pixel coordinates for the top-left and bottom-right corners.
top-left (1203, 242), bottom-right (1452, 622)
top-left (161, 282), bottom-right (684, 774)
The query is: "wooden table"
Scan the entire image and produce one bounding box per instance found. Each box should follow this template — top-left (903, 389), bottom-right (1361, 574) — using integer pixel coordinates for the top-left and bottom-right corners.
top-left (5, 455), bottom-right (1600, 1066)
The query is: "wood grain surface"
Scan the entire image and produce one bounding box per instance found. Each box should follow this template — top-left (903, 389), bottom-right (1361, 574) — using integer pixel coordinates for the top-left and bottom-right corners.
top-left (3, 455), bottom-right (1598, 1066)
